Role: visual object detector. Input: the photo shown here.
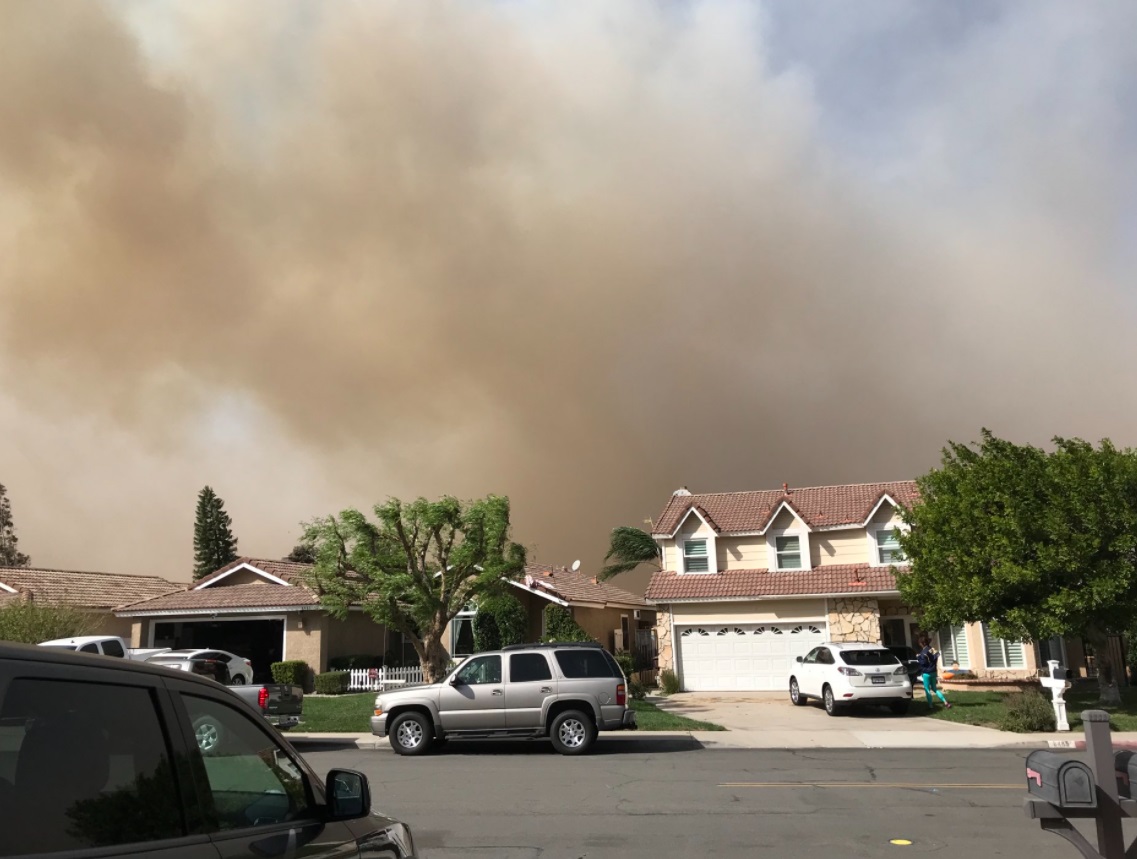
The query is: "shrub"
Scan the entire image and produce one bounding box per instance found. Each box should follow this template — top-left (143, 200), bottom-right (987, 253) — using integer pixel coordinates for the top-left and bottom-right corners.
top-left (314, 671), bottom-right (350, 695)
top-left (328, 654), bottom-right (383, 670)
top-left (384, 648), bottom-right (418, 668)
top-left (614, 651), bottom-right (636, 678)
top-left (998, 688), bottom-right (1057, 733)
top-left (473, 593), bottom-right (529, 652)
top-left (271, 660), bottom-right (311, 689)
top-left (660, 669), bottom-right (680, 695)
top-left (0, 601), bottom-right (99, 644)
top-left (542, 605), bottom-right (593, 643)
top-left (629, 679), bottom-right (647, 701)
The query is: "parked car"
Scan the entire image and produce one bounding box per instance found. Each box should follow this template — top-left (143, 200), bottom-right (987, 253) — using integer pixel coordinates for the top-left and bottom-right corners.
top-left (371, 641), bottom-right (637, 756)
top-left (145, 652), bottom-right (303, 738)
top-left (143, 648), bottom-right (255, 684)
top-left (38, 635), bottom-right (167, 661)
top-left (789, 641), bottom-right (913, 716)
top-left (0, 641), bottom-right (416, 857)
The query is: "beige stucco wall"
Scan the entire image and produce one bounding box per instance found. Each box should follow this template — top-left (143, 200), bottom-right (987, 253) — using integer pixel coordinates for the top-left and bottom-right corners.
top-left (870, 503), bottom-right (903, 527)
top-left (285, 612), bottom-right (327, 674)
top-left (325, 612), bottom-right (387, 661)
top-left (573, 606), bottom-right (635, 651)
top-left (813, 530), bottom-right (869, 566)
top-left (88, 611), bottom-right (134, 639)
top-left (670, 598), bottom-right (827, 625)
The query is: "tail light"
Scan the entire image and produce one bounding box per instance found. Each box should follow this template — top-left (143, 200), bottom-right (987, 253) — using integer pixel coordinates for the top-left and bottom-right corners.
top-left (257, 687), bottom-right (269, 710)
top-left (894, 666), bottom-right (908, 676)
top-left (616, 684), bottom-right (626, 706)
top-left (837, 667), bottom-right (862, 676)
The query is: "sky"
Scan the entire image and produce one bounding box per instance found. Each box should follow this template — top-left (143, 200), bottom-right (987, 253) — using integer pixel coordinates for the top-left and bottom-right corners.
top-left (0, 0), bottom-right (1135, 587)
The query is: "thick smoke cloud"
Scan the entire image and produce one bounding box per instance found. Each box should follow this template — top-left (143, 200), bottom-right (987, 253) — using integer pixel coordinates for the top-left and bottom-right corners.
top-left (1, 1), bottom-right (1135, 583)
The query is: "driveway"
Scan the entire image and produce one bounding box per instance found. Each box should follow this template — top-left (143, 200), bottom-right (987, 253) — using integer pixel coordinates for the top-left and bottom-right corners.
top-left (652, 691), bottom-right (1048, 748)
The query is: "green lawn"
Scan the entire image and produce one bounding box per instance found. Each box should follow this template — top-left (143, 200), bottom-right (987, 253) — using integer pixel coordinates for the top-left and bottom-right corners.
top-left (291, 693), bottom-right (724, 733)
top-left (920, 685), bottom-right (1137, 732)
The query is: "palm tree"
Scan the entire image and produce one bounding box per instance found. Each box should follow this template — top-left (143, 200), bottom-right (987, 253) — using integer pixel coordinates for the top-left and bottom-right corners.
top-left (599, 525), bottom-right (662, 581)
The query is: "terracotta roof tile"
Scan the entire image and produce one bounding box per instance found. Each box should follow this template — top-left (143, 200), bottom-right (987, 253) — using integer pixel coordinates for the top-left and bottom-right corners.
top-left (0, 567), bottom-right (180, 609)
top-left (645, 564), bottom-right (900, 602)
top-left (520, 564), bottom-right (652, 609)
top-left (653, 481), bottom-right (919, 535)
top-left (117, 583), bottom-right (320, 613)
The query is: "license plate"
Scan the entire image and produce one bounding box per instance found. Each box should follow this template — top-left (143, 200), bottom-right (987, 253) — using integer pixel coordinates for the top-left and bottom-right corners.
top-left (871, 675), bottom-right (886, 685)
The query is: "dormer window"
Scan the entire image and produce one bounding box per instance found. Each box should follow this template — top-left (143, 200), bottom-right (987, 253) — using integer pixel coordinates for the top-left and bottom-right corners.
top-left (775, 535), bottom-right (802, 570)
top-left (682, 539), bottom-right (710, 573)
top-left (875, 529), bottom-right (905, 564)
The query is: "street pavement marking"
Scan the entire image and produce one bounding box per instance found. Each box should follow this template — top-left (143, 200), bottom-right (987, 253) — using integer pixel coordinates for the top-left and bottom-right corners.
top-left (890, 839), bottom-right (913, 846)
top-left (718, 782), bottom-right (1021, 789)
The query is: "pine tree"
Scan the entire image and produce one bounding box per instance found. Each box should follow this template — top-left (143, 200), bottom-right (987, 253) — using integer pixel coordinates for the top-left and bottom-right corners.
top-left (0, 483), bottom-right (30, 568)
top-left (193, 486), bottom-right (238, 580)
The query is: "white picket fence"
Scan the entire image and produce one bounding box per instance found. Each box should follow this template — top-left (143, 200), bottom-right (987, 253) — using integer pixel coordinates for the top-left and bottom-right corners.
top-left (347, 666), bottom-right (425, 691)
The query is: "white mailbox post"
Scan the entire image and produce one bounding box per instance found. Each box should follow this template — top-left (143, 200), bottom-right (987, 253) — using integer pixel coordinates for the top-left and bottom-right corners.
top-left (1040, 658), bottom-right (1072, 732)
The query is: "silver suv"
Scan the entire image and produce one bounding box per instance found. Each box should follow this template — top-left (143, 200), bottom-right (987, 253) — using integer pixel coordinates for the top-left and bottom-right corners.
top-left (371, 642), bottom-right (637, 756)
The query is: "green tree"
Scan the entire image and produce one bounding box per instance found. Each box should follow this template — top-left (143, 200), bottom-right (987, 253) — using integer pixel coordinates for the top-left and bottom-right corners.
top-left (0, 483), bottom-right (30, 567)
top-left (542, 605), bottom-right (593, 642)
top-left (0, 600), bottom-right (98, 643)
top-left (472, 592), bottom-right (529, 652)
top-left (193, 486), bottom-right (238, 580)
top-left (304, 495), bottom-right (526, 682)
top-left (898, 429), bottom-right (1137, 705)
top-left (284, 542), bottom-right (316, 564)
top-left (599, 525), bottom-right (661, 581)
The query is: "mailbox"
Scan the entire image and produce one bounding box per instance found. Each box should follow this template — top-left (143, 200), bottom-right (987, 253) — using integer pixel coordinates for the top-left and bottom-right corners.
top-left (1115, 750), bottom-right (1137, 799)
top-left (1025, 750), bottom-right (1097, 808)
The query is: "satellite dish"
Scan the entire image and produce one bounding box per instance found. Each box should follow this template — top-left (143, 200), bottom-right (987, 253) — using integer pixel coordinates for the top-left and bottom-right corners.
top-left (570, 560), bottom-right (581, 572)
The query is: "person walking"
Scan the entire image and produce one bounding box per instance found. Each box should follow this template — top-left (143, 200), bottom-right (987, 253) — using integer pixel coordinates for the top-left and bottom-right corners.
top-left (916, 635), bottom-right (951, 709)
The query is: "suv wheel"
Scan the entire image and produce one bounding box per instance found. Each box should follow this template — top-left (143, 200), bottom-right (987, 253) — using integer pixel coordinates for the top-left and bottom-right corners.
top-left (789, 677), bottom-right (805, 706)
top-left (390, 712), bottom-right (434, 756)
top-left (823, 685), bottom-right (844, 717)
top-left (550, 710), bottom-right (596, 755)
top-left (192, 715), bottom-right (225, 755)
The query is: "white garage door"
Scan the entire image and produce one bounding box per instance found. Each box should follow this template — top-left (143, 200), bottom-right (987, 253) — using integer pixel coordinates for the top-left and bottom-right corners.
top-left (676, 623), bottom-right (826, 691)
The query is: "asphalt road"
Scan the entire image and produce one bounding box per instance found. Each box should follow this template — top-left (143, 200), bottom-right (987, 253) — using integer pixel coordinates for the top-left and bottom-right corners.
top-left (301, 738), bottom-right (1099, 859)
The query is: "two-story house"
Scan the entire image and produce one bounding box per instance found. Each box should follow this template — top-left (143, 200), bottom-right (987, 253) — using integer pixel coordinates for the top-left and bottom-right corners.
top-left (645, 481), bottom-right (1049, 692)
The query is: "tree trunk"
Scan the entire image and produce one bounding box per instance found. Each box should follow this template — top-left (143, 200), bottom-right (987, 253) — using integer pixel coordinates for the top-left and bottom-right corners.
top-left (416, 630), bottom-right (453, 684)
top-left (1087, 628), bottom-right (1123, 707)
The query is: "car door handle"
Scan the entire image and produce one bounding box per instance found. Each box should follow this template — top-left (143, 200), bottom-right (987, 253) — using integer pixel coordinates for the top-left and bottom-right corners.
top-left (540, 687), bottom-right (552, 693)
top-left (492, 689), bottom-right (503, 695)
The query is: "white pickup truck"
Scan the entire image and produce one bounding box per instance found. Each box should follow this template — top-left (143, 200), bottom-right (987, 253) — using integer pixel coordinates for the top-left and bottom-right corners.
top-left (38, 635), bottom-right (169, 661)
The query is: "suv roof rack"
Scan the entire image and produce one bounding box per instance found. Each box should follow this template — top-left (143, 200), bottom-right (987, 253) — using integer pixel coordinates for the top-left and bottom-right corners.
top-left (499, 641), bottom-right (604, 651)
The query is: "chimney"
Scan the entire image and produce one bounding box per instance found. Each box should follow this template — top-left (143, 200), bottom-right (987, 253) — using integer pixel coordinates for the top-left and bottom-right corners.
top-left (782, 482), bottom-right (789, 495)
top-left (674, 486), bottom-right (691, 496)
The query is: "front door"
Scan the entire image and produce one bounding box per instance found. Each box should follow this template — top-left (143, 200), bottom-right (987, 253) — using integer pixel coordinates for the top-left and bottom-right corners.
top-left (504, 652), bottom-right (556, 728)
top-left (881, 618), bottom-right (907, 648)
top-left (437, 654), bottom-right (506, 731)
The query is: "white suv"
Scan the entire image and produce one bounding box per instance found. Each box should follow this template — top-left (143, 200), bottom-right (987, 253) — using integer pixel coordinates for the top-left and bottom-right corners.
top-left (789, 642), bottom-right (913, 716)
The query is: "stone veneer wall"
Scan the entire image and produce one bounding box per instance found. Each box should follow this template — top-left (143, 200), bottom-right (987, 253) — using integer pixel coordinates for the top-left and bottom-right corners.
top-left (655, 608), bottom-right (674, 673)
top-left (826, 597), bottom-right (882, 643)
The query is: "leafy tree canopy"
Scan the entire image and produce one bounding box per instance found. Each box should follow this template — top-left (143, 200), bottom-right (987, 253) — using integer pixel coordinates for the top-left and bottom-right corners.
top-left (304, 495), bottom-right (526, 682)
top-left (600, 526), bottom-right (660, 581)
top-left (898, 429), bottom-right (1137, 702)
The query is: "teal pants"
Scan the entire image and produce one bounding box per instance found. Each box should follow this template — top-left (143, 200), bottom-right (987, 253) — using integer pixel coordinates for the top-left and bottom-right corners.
top-left (921, 673), bottom-right (948, 705)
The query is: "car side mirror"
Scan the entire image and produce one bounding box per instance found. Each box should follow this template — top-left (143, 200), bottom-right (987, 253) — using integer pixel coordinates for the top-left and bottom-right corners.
top-left (796, 656), bottom-right (803, 664)
top-left (326, 769), bottom-right (370, 821)
top-left (449, 675), bottom-right (462, 685)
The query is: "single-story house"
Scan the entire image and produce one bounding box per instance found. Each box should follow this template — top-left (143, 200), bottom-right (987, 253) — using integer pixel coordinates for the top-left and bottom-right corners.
top-left (0, 565), bottom-right (179, 637)
top-left (445, 563), bottom-right (656, 660)
top-left (645, 482), bottom-right (1113, 692)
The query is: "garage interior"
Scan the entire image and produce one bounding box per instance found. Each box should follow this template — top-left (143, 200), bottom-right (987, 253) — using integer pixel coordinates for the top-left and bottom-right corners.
top-left (151, 619), bottom-right (284, 682)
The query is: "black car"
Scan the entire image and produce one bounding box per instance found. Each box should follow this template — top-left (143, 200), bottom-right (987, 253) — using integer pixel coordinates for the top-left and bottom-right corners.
top-left (0, 642), bottom-right (416, 858)
top-left (888, 645), bottom-right (921, 682)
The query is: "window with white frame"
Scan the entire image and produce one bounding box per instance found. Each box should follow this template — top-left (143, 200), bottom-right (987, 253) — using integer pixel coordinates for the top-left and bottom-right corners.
top-left (774, 535), bottom-right (803, 570)
top-left (874, 528), bottom-right (906, 564)
top-left (936, 625), bottom-right (970, 668)
top-left (982, 623), bottom-right (1026, 669)
top-left (682, 539), bottom-right (710, 573)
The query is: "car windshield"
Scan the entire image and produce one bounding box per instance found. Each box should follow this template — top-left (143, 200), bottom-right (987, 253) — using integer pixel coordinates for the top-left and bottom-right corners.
top-left (840, 649), bottom-right (901, 666)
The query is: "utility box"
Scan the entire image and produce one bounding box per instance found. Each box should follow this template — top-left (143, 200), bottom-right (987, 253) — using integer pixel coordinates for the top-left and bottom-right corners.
top-left (1026, 750), bottom-right (1097, 808)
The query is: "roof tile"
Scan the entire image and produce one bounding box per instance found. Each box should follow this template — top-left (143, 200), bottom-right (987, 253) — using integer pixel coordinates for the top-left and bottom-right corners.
top-left (521, 564), bottom-right (651, 609)
top-left (0, 567), bottom-right (180, 609)
top-left (645, 564), bottom-right (900, 602)
top-left (117, 583), bottom-right (320, 613)
top-left (653, 481), bottom-right (919, 535)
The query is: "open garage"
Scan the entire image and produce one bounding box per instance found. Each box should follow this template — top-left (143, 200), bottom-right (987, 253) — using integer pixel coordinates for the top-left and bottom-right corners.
top-left (151, 618), bottom-right (284, 682)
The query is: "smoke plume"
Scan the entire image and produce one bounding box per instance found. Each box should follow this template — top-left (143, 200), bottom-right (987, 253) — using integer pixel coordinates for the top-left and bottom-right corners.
top-left (1, 1), bottom-right (1135, 583)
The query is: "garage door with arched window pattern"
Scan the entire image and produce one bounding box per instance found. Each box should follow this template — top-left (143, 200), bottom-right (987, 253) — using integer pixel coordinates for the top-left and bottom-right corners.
top-left (675, 623), bottom-right (826, 691)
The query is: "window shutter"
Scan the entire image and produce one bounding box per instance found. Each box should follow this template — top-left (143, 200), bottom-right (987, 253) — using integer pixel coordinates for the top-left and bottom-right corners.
top-left (982, 624), bottom-right (1025, 669)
